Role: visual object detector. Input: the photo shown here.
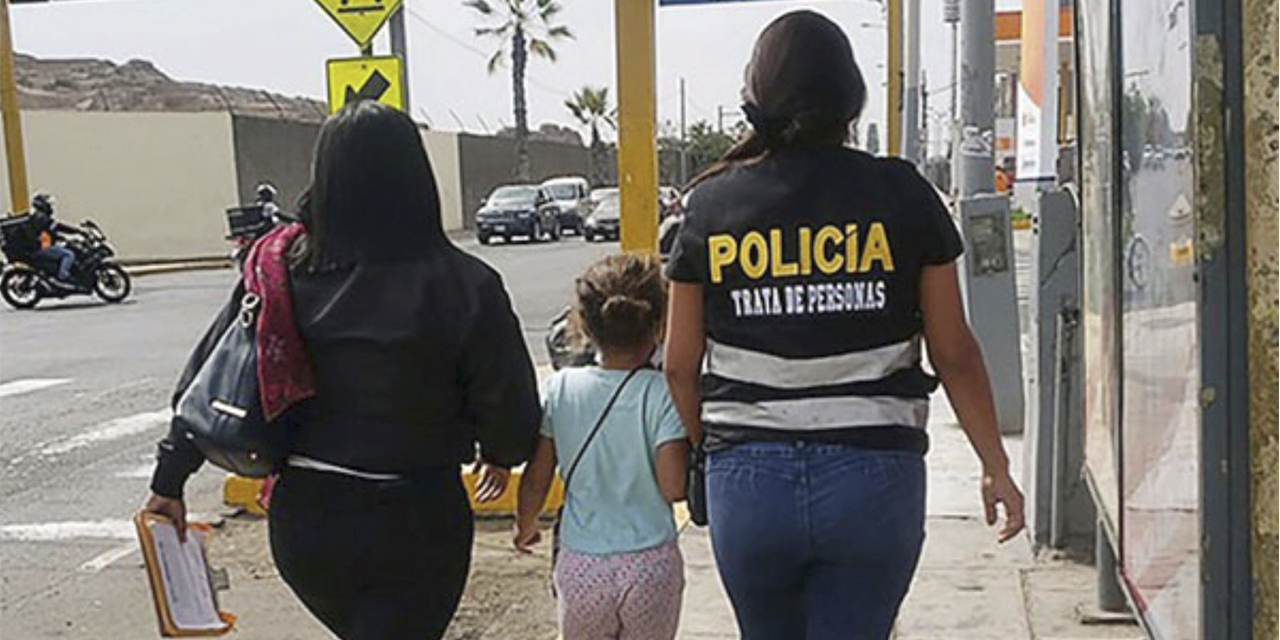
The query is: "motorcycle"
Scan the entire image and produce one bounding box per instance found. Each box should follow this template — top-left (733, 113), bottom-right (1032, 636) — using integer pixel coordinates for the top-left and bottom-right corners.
top-left (544, 307), bottom-right (597, 371)
top-left (0, 219), bottom-right (132, 310)
top-left (225, 203), bottom-right (294, 265)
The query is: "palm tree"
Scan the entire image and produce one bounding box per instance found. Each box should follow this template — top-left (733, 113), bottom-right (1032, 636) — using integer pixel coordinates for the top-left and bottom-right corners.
top-left (465, 0), bottom-right (573, 180)
top-left (565, 86), bottom-right (615, 185)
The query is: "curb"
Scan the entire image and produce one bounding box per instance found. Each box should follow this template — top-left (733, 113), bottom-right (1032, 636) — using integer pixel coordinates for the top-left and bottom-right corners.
top-left (124, 260), bottom-right (232, 277)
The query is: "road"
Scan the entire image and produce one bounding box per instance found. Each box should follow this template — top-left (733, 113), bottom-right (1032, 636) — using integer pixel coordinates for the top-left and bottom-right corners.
top-left (0, 235), bottom-right (613, 638)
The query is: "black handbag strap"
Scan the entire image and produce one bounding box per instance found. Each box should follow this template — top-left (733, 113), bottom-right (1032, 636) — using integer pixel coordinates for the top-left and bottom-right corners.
top-left (561, 367), bottom-right (643, 494)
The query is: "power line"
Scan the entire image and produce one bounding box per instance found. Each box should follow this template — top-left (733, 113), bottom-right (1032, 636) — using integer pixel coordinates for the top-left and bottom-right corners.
top-left (403, 7), bottom-right (570, 99)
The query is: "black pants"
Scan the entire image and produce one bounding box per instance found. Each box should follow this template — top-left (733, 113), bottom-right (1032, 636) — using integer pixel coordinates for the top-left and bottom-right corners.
top-left (268, 466), bottom-right (474, 640)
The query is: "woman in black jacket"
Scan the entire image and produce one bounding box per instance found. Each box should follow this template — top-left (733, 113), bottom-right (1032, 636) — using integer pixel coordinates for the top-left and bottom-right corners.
top-left (144, 102), bottom-right (541, 639)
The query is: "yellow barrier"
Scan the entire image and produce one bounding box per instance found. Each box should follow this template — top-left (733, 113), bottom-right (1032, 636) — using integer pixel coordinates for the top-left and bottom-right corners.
top-left (224, 468), bottom-right (565, 517)
top-left (222, 474), bottom-right (267, 517)
top-left (463, 468), bottom-right (565, 516)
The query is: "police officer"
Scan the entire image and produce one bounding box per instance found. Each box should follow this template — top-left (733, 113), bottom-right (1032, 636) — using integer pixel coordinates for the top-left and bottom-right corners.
top-left (662, 12), bottom-right (1026, 640)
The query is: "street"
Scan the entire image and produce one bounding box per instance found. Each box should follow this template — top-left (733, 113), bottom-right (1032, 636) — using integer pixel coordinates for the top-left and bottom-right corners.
top-left (0, 235), bottom-right (614, 638)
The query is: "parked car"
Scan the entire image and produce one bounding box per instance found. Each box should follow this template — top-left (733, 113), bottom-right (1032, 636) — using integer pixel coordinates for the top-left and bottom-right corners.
top-left (583, 193), bottom-right (621, 242)
top-left (475, 184), bottom-right (561, 245)
top-left (539, 176), bottom-right (591, 236)
top-left (589, 187), bottom-right (618, 206)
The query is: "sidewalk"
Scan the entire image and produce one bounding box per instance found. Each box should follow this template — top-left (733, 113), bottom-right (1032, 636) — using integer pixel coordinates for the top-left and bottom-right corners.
top-left (675, 392), bottom-right (1143, 640)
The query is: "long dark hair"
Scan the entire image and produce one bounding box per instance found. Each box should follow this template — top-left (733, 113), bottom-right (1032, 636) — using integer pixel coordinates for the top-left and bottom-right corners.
top-left (300, 101), bottom-right (447, 270)
top-left (691, 10), bottom-right (867, 187)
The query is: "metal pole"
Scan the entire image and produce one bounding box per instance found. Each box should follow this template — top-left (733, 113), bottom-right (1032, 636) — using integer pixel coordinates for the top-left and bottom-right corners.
top-left (885, 0), bottom-right (903, 156)
top-left (902, 0), bottom-right (921, 164)
top-left (954, 0), bottom-right (996, 196)
top-left (1096, 523), bottom-right (1128, 612)
top-left (390, 7), bottom-right (411, 114)
top-left (679, 77), bottom-right (688, 185)
top-left (614, 0), bottom-right (658, 254)
top-left (943, 0), bottom-right (960, 173)
top-left (0, 0), bottom-right (28, 214)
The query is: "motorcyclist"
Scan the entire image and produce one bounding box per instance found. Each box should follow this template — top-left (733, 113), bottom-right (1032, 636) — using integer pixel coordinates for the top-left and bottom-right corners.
top-left (30, 193), bottom-right (79, 289)
top-left (255, 182), bottom-right (283, 224)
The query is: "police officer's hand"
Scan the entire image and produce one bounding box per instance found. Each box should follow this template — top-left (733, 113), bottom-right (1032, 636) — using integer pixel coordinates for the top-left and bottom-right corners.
top-left (143, 493), bottom-right (188, 542)
top-left (473, 460), bottom-right (510, 503)
top-left (982, 470), bottom-right (1026, 543)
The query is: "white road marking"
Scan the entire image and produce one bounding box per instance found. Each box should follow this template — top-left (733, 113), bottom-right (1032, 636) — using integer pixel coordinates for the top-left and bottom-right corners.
top-left (37, 409), bottom-right (172, 457)
top-left (0, 378), bottom-right (72, 399)
top-left (0, 513), bottom-right (219, 543)
top-left (78, 543), bottom-right (138, 573)
top-left (0, 519), bottom-right (136, 541)
top-left (113, 461), bottom-right (158, 479)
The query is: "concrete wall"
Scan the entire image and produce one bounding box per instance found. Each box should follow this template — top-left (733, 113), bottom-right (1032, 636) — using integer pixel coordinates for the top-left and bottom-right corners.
top-left (231, 115), bottom-right (319, 211)
top-left (230, 119), bottom-right (466, 233)
top-left (0, 112), bottom-right (585, 259)
top-left (0, 110), bottom-right (239, 261)
top-left (456, 134), bottom-right (593, 229)
top-left (1243, 0), bottom-right (1278, 635)
top-left (422, 130), bottom-right (464, 233)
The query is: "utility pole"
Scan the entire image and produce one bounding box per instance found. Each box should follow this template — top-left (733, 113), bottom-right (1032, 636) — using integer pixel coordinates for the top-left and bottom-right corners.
top-left (0, 0), bottom-right (28, 214)
top-left (389, 7), bottom-right (411, 114)
top-left (885, 0), bottom-right (903, 156)
top-left (679, 77), bottom-right (688, 185)
top-left (920, 70), bottom-right (929, 162)
top-left (614, 0), bottom-right (658, 254)
top-left (902, 0), bottom-right (921, 164)
top-left (954, 0), bottom-right (995, 196)
top-left (944, 0), bottom-right (960, 166)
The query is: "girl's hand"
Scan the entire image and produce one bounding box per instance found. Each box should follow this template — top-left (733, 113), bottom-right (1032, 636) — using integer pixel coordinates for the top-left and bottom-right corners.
top-left (513, 522), bottom-right (542, 553)
top-left (143, 493), bottom-right (188, 542)
top-left (981, 470), bottom-right (1026, 543)
top-left (473, 461), bottom-right (510, 503)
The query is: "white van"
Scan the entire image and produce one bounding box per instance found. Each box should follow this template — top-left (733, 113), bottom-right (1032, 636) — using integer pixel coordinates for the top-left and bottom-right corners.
top-left (538, 176), bottom-right (591, 236)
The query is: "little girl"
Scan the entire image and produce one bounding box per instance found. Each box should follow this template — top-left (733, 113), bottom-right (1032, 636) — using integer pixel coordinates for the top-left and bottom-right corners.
top-left (514, 253), bottom-right (689, 640)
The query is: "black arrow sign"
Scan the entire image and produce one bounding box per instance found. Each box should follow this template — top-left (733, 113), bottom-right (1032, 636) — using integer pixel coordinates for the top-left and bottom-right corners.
top-left (345, 70), bottom-right (392, 106)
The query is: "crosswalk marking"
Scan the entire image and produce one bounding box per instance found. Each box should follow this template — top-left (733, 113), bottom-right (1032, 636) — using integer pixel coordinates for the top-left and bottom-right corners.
top-left (0, 378), bottom-right (71, 399)
top-left (37, 409), bottom-right (172, 457)
top-left (78, 543), bottom-right (138, 573)
top-left (0, 519), bottom-right (136, 541)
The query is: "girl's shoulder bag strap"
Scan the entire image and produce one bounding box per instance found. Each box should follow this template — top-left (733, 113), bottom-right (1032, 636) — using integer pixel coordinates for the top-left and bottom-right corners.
top-left (560, 366), bottom-right (643, 493)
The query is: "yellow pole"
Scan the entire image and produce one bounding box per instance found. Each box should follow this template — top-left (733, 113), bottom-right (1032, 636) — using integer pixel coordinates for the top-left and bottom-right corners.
top-left (614, 0), bottom-right (658, 254)
top-left (886, 0), bottom-right (903, 157)
top-left (0, 0), bottom-right (28, 214)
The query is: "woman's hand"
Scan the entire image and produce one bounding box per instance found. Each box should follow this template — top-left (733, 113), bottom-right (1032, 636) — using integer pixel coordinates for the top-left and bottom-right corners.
top-left (981, 470), bottom-right (1026, 543)
top-left (143, 493), bottom-right (188, 542)
top-left (473, 461), bottom-right (510, 503)
top-left (512, 521), bottom-right (543, 553)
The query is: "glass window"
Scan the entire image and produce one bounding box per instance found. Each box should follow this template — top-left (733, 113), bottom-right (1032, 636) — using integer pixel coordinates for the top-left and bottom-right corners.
top-left (1118, 0), bottom-right (1200, 635)
top-left (1078, 0), bottom-right (1122, 539)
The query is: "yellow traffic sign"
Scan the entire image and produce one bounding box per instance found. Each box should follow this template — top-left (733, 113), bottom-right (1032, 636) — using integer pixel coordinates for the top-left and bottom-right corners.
top-left (327, 56), bottom-right (404, 114)
top-left (313, 0), bottom-right (403, 47)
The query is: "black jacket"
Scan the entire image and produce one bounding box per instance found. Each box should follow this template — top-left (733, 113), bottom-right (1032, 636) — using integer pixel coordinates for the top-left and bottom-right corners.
top-left (150, 247), bottom-right (541, 498)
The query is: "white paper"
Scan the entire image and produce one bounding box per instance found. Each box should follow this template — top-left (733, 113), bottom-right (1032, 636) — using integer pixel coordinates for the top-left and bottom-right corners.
top-left (148, 523), bottom-right (226, 631)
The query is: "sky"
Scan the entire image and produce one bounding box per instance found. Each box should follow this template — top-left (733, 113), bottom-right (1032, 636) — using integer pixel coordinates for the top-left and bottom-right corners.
top-left (10, 0), bottom-right (1024, 153)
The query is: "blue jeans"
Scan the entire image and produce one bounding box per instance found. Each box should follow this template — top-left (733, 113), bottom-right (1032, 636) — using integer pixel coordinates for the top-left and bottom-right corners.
top-left (706, 441), bottom-right (926, 640)
top-left (36, 246), bottom-right (74, 280)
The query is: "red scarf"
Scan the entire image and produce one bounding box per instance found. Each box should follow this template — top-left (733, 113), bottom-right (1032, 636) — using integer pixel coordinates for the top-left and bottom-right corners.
top-left (243, 223), bottom-right (315, 421)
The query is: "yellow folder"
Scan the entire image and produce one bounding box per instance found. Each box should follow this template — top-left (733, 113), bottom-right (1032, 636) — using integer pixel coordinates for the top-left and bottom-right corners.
top-left (134, 512), bottom-right (236, 637)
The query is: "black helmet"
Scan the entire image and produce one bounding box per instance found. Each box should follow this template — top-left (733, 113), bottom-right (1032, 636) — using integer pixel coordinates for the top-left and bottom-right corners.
top-left (31, 193), bottom-right (55, 216)
top-left (255, 183), bottom-right (278, 203)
